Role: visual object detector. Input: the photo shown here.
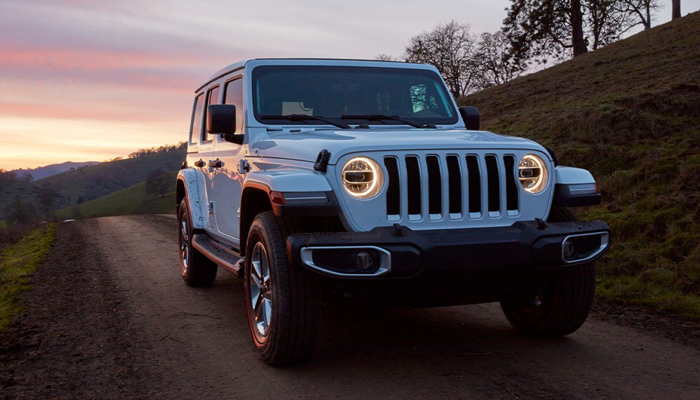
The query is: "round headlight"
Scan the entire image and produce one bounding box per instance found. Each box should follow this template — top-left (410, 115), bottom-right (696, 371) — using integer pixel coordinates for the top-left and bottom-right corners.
top-left (342, 157), bottom-right (383, 198)
top-left (519, 154), bottom-right (548, 193)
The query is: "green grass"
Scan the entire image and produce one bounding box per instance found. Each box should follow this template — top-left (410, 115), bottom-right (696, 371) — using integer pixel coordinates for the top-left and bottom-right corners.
top-left (0, 224), bottom-right (56, 332)
top-left (54, 176), bottom-right (176, 220)
top-left (460, 12), bottom-right (700, 318)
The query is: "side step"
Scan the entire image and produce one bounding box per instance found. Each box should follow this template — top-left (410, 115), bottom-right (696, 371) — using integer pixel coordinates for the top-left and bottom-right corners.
top-left (191, 234), bottom-right (244, 277)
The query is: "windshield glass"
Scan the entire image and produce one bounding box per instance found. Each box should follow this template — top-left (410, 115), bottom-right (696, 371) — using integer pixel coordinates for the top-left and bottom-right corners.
top-left (252, 66), bottom-right (458, 126)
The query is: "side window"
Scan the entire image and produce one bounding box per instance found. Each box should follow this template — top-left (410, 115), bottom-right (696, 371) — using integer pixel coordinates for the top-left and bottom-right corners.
top-left (202, 86), bottom-right (220, 142)
top-left (190, 94), bottom-right (204, 145)
top-left (224, 78), bottom-right (244, 134)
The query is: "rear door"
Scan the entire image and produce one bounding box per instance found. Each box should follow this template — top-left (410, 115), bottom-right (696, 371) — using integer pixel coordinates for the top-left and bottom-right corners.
top-left (198, 85), bottom-right (221, 231)
top-left (211, 76), bottom-right (246, 246)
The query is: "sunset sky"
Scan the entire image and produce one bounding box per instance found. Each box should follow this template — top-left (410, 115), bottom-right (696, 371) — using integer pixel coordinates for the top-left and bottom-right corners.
top-left (1, 0), bottom-right (696, 170)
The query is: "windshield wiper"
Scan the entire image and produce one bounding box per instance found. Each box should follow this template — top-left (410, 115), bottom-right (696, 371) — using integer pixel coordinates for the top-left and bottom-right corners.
top-left (340, 114), bottom-right (435, 129)
top-left (259, 114), bottom-right (350, 129)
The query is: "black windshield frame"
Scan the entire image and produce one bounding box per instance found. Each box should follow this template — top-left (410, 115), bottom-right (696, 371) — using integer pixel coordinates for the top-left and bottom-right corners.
top-left (251, 65), bottom-right (458, 127)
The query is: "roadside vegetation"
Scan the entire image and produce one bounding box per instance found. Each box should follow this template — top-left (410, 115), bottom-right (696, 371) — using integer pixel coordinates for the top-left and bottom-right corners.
top-left (460, 11), bottom-right (700, 318)
top-left (54, 171), bottom-right (177, 220)
top-left (0, 224), bottom-right (56, 332)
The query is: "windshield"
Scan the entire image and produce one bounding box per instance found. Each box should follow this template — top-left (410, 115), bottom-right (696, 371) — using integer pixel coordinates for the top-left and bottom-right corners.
top-left (252, 66), bottom-right (458, 126)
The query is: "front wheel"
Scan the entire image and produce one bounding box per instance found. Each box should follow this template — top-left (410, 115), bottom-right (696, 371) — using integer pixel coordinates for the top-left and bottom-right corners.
top-left (500, 206), bottom-right (596, 337)
top-left (244, 212), bottom-right (321, 365)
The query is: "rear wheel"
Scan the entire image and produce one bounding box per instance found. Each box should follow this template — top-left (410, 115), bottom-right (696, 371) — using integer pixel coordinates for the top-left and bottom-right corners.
top-left (178, 199), bottom-right (217, 287)
top-left (244, 212), bottom-right (321, 365)
top-left (500, 206), bottom-right (596, 337)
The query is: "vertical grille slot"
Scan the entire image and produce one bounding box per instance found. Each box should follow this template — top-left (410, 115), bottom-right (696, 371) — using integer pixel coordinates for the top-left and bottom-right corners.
top-left (384, 157), bottom-right (400, 216)
top-left (485, 155), bottom-right (500, 213)
top-left (465, 155), bottom-right (481, 214)
top-left (504, 155), bottom-right (519, 211)
top-left (426, 156), bottom-right (442, 215)
top-left (405, 156), bottom-right (422, 216)
top-left (446, 156), bottom-right (462, 215)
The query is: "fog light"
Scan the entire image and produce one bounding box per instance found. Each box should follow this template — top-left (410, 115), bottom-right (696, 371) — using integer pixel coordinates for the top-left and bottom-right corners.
top-left (563, 239), bottom-right (578, 261)
top-left (354, 251), bottom-right (374, 271)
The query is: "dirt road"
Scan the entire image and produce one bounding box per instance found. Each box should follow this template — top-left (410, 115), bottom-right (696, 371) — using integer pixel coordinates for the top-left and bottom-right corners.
top-left (2, 215), bottom-right (699, 399)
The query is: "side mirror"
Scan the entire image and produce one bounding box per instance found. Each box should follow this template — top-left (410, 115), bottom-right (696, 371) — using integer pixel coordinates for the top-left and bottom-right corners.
top-left (459, 106), bottom-right (480, 130)
top-left (207, 104), bottom-right (244, 144)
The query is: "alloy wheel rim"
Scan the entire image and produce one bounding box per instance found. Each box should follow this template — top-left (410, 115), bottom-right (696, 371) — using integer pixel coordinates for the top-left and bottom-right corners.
top-left (180, 220), bottom-right (189, 272)
top-left (249, 241), bottom-right (273, 337)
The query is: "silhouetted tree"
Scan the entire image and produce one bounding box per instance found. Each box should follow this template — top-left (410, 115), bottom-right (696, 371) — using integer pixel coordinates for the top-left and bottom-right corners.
top-left (37, 182), bottom-right (60, 211)
top-left (474, 31), bottom-right (527, 90)
top-left (145, 169), bottom-right (171, 198)
top-left (4, 195), bottom-right (37, 225)
top-left (404, 21), bottom-right (479, 97)
top-left (615, 0), bottom-right (660, 30)
top-left (672, 0), bottom-right (681, 19)
top-left (0, 169), bottom-right (18, 195)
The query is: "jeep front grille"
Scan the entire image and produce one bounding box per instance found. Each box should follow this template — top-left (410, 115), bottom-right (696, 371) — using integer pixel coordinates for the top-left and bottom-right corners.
top-left (383, 153), bottom-right (520, 222)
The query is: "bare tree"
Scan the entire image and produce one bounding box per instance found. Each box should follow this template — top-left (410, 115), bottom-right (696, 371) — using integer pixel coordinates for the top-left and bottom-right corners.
top-left (615, 0), bottom-right (661, 31)
top-left (145, 169), bottom-right (171, 198)
top-left (672, 0), bottom-right (681, 19)
top-left (474, 31), bottom-right (527, 90)
top-left (375, 54), bottom-right (398, 61)
top-left (404, 21), bottom-right (479, 98)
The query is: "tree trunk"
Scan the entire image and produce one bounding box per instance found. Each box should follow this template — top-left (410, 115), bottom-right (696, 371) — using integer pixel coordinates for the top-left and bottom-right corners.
top-left (570, 0), bottom-right (588, 57)
top-left (672, 0), bottom-right (681, 20)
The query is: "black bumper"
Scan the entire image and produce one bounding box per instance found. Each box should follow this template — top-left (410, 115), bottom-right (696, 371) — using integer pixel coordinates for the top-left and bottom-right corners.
top-left (287, 220), bottom-right (609, 280)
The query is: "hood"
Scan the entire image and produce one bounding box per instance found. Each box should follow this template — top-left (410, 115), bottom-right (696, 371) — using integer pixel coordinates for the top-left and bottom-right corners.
top-left (250, 127), bottom-right (547, 164)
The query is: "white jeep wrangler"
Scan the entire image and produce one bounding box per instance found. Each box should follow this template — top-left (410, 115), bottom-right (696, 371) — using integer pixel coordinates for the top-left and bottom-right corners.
top-left (176, 59), bottom-right (609, 365)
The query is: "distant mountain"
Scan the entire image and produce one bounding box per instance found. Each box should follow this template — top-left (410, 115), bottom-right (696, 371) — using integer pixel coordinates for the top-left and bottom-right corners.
top-left (13, 162), bottom-right (101, 181)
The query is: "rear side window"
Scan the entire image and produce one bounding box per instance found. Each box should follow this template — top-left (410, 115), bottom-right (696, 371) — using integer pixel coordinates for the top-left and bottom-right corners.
top-left (190, 94), bottom-right (204, 145)
top-left (202, 86), bottom-right (220, 142)
top-left (224, 78), bottom-right (244, 134)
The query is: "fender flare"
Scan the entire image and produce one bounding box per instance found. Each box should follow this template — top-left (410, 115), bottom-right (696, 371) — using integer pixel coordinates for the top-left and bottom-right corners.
top-left (553, 166), bottom-right (600, 207)
top-left (177, 168), bottom-right (209, 230)
top-left (242, 169), bottom-right (333, 193)
top-left (555, 166), bottom-right (596, 185)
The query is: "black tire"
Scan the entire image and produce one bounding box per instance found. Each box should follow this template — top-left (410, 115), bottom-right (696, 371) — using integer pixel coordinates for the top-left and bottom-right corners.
top-left (244, 212), bottom-right (321, 365)
top-left (178, 199), bottom-right (217, 287)
top-left (500, 206), bottom-right (595, 337)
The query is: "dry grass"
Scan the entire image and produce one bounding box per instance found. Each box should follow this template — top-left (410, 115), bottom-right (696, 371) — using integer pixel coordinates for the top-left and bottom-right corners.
top-left (459, 12), bottom-right (700, 317)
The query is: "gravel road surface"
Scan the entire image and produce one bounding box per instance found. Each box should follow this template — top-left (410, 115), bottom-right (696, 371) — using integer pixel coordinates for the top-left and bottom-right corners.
top-left (2, 215), bottom-right (699, 399)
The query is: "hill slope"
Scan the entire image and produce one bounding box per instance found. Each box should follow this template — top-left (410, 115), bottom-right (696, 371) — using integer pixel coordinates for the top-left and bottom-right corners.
top-left (0, 147), bottom-right (185, 213)
top-left (54, 172), bottom-right (177, 220)
top-left (460, 12), bottom-right (700, 316)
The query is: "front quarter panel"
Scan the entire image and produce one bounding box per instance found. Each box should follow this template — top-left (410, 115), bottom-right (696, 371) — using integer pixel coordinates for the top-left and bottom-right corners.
top-left (178, 168), bottom-right (210, 230)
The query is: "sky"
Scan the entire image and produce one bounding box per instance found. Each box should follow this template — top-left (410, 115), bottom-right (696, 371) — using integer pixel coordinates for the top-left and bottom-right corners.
top-left (0, 0), bottom-right (698, 170)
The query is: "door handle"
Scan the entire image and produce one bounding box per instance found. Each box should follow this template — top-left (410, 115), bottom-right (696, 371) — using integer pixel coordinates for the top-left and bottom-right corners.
top-left (194, 159), bottom-right (205, 168)
top-left (209, 159), bottom-right (224, 169)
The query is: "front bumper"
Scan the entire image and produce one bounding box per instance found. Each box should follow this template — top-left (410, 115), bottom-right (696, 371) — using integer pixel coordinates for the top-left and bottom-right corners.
top-left (287, 219), bottom-right (609, 280)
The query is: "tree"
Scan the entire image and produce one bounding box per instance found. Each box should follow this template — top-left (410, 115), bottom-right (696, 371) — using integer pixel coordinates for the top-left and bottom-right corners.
top-left (672, 0), bottom-right (681, 20)
top-left (503, 0), bottom-right (653, 63)
top-left (37, 182), bottom-right (60, 211)
top-left (145, 169), bottom-right (171, 198)
top-left (404, 21), bottom-right (479, 98)
top-left (0, 169), bottom-right (18, 195)
top-left (615, 0), bottom-right (661, 31)
top-left (375, 54), bottom-right (398, 61)
top-left (4, 195), bottom-right (37, 226)
top-left (474, 31), bottom-right (528, 90)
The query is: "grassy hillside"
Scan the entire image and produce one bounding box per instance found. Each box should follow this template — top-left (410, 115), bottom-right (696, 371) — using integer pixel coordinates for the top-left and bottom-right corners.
top-left (54, 171), bottom-right (177, 220)
top-left (460, 12), bottom-right (700, 317)
top-left (0, 147), bottom-right (185, 213)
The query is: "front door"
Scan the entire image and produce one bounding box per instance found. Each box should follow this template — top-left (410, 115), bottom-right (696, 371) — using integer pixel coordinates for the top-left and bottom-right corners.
top-left (198, 85), bottom-right (221, 232)
top-left (211, 76), bottom-right (246, 247)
